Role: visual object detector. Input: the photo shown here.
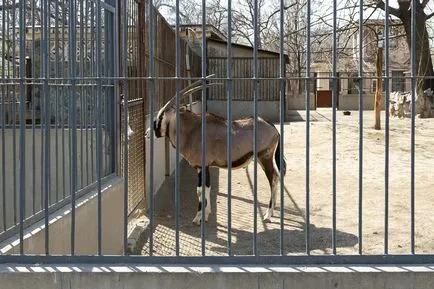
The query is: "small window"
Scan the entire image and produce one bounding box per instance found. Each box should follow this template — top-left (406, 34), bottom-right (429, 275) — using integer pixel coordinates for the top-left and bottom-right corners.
top-left (347, 73), bottom-right (359, 94)
top-left (371, 79), bottom-right (386, 93)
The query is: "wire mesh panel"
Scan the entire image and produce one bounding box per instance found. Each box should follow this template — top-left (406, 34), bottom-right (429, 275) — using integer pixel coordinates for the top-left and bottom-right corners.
top-left (119, 0), bottom-right (201, 216)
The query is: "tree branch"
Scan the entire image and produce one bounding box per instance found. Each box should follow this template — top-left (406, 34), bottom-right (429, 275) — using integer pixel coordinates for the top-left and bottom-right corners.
top-left (375, 0), bottom-right (402, 17)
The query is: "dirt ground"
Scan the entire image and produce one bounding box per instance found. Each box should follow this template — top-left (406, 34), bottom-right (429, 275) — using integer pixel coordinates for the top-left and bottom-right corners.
top-left (141, 109), bottom-right (434, 256)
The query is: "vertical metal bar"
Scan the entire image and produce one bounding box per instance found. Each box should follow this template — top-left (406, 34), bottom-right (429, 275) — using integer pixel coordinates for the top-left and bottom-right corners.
top-left (19, 0), bottom-right (26, 255)
top-left (85, 2), bottom-right (90, 187)
top-left (43, 0), bottom-right (51, 255)
top-left (305, 0), bottom-right (311, 255)
top-left (410, 0), bottom-right (416, 255)
top-left (200, 0), bottom-right (207, 257)
top-left (384, 0), bottom-right (390, 255)
top-left (1, 3), bottom-right (6, 232)
top-left (96, 0), bottom-right (103, 255)
top-left (113, 0), bottom-right (120, 177)
top-left (331, 0), bottom-right (337, 254)
top-left (55, 0), bottom-right (60, 202)
top-left (69, 0), bottom-right (78, 255)
top-left (148, 0), bottom-right (155, 256)
top-left (122, 0), bottom-right (129, 255)
top-left (11, 0), bottom-right (17, 227)
top-left (61, 0), bottom-right (66, 199)
top-left (252, 0), bottom-right (259, 256)
top-left (80, 0), bottom-right (85, 190)
top-left (90, 2), bottom-right (95, 183)
top-left (279, 0), bottom-right (285, 256)
top-left (226, 0), bottom-right (233, 256)
top-left (358, 0), bottom-right (364, 255)
top-left (40, 0), bottom-right (45, 211)
top-left (175, 0), bottom-right (181, 256)
top-left (31, 0), bottom-right (36, 214)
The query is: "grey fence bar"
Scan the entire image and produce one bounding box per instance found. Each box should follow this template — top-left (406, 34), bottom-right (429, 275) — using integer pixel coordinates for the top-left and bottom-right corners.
top-left (410, 0), bottom-right (416, 255)
top-left (278, 0), bottom-right (284, 256)
top-left (0, 0), bottom-right (433, 266)
top-left (122, 0), bottom-right (129, 255)
top-left (226, 0), bottom-right (233, 257)
top-left (252, 0), bottom-right (258, 256)
top-left (148, 0), bottom-right (155, 257)
top-left (175, 0), bottom-right (181, 256)
top-left (384, 0), bottom-right (390, 255)
top-left (331, 0), bottom-right (337, 255)
top-left (358, 0), bottom-right (364, 255)
top-left (305, 0), bottom-right (311, 255)
top-left (200, 0), bottom-right (207, 256)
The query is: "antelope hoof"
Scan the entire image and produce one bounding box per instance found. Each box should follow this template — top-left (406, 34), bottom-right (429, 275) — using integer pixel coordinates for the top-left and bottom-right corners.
top-left (205, 208), bottom-right (211, 223)
top-left (264, 209), bottom-right (274, 222)
top-left (192, 212), bottom-right (202, 226)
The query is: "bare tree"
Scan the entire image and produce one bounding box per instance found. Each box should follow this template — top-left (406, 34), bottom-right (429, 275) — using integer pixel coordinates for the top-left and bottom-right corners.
top-left (372, 0), bottom-right (434, 117)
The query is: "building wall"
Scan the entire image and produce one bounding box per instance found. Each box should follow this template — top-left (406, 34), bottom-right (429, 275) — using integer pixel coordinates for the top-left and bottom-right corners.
top-left (207, 41), bottom-right (280, 58)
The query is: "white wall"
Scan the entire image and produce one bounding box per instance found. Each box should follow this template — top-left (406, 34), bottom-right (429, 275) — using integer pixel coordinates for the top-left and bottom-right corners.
top-left (0, 128), bottom-right (110, 231)
top-left (206, 100), bottom-right (282, 122)
top-left (145, 102), bottom-right (202, 210)
top-left (1, 176), bottom-right (124, 255)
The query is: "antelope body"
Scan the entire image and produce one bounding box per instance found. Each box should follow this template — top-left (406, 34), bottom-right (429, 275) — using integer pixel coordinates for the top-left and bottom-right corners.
top-left (146, 76), bottom-right (286, 225)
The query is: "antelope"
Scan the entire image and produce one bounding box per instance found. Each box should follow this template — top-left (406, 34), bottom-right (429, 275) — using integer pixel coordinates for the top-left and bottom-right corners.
top-left (145, 76), bottom-right (286, 225)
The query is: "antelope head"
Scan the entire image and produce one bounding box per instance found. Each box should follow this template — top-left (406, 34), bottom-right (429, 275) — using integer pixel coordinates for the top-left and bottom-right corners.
top-left (145, 75), bottom-right (219, 139)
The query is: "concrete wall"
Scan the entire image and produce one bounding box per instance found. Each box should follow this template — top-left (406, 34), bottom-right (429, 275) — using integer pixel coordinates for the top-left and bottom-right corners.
top-left (338, 93), bottom-right (385, 111)
top-left (0, 128), bottom-right (111, 232)
top-left (145, 102), bottom-right (202, 211)
top-left (0, 176), bottom-right (124, 255)
top-left (287, 93), bottom-right (316, 110)
top-left (1, 265), bottom-right (434, 289)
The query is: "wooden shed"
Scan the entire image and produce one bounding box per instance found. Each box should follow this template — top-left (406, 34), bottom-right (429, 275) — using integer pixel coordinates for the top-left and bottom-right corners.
top-left (178, 24), bottom-right (289, 122)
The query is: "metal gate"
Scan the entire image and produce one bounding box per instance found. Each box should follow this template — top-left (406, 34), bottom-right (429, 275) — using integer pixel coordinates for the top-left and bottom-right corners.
top-left (1, 0), bottom-right (434, 266)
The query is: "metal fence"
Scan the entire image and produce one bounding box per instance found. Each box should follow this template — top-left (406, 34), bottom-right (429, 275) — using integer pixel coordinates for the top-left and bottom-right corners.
top-left (1, 0), bottom-right (434, 266)
top-left (120, 0), bottom-right (201, 216)
top-left (0, 0), bottom-right (117, 245)
top-left (208, 57), bottom-right (282, 101)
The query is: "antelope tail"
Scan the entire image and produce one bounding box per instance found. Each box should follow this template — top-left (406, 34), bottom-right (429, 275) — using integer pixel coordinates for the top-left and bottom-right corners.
top-left (274, 135), bottom-right (286, 176)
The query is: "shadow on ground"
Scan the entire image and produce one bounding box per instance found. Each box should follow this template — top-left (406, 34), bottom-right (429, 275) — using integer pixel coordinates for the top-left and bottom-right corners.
top-left (142, 160), bottom-right (358, 256)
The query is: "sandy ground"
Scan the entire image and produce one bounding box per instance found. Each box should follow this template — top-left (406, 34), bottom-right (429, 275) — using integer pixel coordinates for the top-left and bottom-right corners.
top-left (141, 109), bottom-right (434, 256)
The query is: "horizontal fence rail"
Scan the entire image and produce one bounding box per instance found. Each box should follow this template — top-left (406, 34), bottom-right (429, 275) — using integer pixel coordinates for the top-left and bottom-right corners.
top-left (1, 0), bottom-right (434, 265)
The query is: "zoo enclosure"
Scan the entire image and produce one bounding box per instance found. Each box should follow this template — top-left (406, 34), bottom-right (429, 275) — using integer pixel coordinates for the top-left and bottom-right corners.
top-left (0, 0), bottom-right (433, 266)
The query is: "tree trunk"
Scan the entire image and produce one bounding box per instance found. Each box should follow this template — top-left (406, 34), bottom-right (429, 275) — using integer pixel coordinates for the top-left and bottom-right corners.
top-left (399, 6), bottom-right (433, 117)
top-left (375, 47), bottom-right (383, 130)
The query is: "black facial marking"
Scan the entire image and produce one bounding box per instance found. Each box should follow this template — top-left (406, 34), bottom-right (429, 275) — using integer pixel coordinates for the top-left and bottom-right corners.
top-left (269, 199), bottom-right (273, 209)
top-left (154, 117), bottom-right (163, 138)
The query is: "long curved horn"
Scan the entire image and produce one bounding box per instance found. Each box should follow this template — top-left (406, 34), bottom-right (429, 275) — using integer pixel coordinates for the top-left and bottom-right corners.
top-left (157, 74), bottom-right (216, 117)
top-left (180, 82), bottom-right (223, 98)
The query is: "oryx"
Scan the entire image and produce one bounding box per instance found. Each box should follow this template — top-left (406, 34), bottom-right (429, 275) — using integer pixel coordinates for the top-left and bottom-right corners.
top-left (145, 76), bottom-right (286, 225)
